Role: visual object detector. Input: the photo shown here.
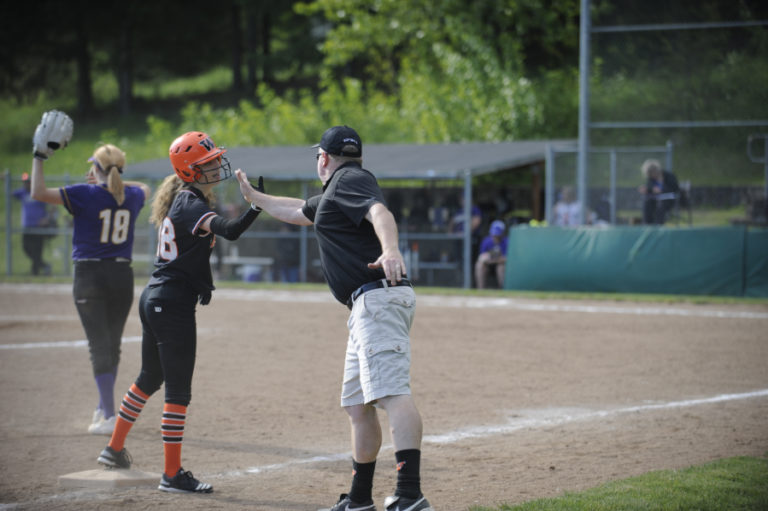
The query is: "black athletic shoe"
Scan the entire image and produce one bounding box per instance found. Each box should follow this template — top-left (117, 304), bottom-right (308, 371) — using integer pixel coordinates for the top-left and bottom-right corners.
top-left (319, 493), bottom-right (376, 511)
top-left (97, 446), bottom-right (132, 469)
top-left (383, 494), bottom-right (434, 511)
top-left (158, 468), bottom-right (213, 494)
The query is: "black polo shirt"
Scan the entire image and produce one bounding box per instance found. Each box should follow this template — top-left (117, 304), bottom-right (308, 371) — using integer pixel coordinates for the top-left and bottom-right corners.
top-left (302, 162), bottom-right (387, 305)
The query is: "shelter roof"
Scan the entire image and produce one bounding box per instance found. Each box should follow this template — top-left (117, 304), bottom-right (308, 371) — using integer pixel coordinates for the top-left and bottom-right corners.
top-left (128, 139), bottom-right (576, 181)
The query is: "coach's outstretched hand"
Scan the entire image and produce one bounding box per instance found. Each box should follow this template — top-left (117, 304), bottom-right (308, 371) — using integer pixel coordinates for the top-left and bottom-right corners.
top-left (235, 169), bottom-right (266, 212)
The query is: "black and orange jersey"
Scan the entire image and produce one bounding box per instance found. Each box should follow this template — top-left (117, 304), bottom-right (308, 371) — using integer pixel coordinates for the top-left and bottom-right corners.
top-left (148, 186), bottom-right (216, 297)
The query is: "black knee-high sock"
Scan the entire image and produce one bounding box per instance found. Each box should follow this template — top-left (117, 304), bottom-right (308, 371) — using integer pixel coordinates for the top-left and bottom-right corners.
top-left (349, 459), bottom-right (376, 503)
top-left (394, 449), bottom-right (421, 499)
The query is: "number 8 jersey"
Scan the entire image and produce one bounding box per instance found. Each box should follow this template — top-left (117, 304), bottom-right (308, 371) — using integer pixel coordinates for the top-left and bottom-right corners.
top-left (148, 186), bottom-right (217, 296)
top-left (60, 183), bottom-right (146, 260)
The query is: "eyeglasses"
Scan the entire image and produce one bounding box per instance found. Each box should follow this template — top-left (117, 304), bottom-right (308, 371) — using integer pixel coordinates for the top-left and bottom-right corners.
top-left (315, 152), bottom-right (322, 161)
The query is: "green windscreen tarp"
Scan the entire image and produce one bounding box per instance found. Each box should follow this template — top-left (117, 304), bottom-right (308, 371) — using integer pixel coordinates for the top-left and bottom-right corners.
top-left (505, 226), bottom-right (768, 297)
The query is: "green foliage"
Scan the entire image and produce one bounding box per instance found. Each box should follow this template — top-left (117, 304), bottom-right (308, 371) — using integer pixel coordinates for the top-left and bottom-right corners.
top-left (470, 456), bottom-right (768, 511)
top-left (134, 67), bottom-right (233, 101)
top-left (151, 86), bottom-right (328, 148)
top-left (141, 63), bottom-right (576, 150)
top-left (591, 54), bottom-right (768, 127)
top-left (295, 0), bottom-right (580, 141)
top-left (589, 52), bottom-right (768, 185)
top-left (299, 0), bottom-right (579, 85)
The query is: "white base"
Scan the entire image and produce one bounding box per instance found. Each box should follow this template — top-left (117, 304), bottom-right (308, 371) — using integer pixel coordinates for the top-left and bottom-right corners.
top-left (58, 468), bottom-right (161, 488)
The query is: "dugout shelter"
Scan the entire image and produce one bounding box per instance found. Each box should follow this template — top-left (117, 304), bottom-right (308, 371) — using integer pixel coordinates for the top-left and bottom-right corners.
top-left (127, 139), bottom-right (573, 288)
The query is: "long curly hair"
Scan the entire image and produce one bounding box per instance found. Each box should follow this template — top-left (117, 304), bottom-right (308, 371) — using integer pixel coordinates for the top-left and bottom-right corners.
top-left (149, 175), bottom-right (216, 228)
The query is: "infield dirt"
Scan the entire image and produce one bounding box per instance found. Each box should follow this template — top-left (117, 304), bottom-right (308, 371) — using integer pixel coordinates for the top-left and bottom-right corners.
top-left (1, 284), bottom-right (767, 510)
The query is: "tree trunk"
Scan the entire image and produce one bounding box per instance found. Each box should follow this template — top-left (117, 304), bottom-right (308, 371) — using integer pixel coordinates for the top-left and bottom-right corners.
top-left (117, 12), bottom-right (133, 116)
top-left (261, 8), bottom-right (271, 87)
top-left (245, 4), bottom-right (260, 97)
top-left (231, 1), bottom-right (243, 93)
top-left (74, 17), bottom-right (93, 116)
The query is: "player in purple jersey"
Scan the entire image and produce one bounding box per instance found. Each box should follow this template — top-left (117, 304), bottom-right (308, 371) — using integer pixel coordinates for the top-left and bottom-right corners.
top-left (31, 142), bottom-right (151, 435)
top-left (96, 131), bottom-right (263, 495)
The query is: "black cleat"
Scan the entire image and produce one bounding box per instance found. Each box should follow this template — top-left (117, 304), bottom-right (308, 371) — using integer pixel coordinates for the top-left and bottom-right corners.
top-left (319, 493), bottom-right (376, 511)
top-left (383, 494), bottom-right (434, 511)
top-left (97, 445), bottom-right (132, 469)
top-left (158, 468), bottom-right (213, 494)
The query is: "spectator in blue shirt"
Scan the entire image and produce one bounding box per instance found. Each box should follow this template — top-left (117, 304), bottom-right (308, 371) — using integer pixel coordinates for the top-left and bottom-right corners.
top-left (474, 220), bottom-right (508, 289)
top-left (13, 172), bottom-right (54, 275)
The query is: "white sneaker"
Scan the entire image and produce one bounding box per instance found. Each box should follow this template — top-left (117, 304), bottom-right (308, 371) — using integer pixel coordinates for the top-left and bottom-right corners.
top-left (88, 409), bottom-right (104, 433)
top-left (91, 408), bottom-right (104, 425)
top-left (88, 414), bottom-right (117, 435)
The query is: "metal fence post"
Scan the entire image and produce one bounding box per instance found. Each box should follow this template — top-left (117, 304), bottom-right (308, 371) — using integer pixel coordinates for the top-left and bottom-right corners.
top-left (609, 149), bottom-right (617, 224)
top-left (463, 170), bottom-right (472, 289)
top-left (666, 140), bottom-right (674, 171)
top-left (300, 180), bottom-right (309, 283)
top-left (747, 134), bottom-right (768, 222)
top-left (63, 173), bottom-right (72, 276)
top-left (5, 169), bottom-right (11, 276)
top-left (545, 145), bottom-right (554, 224)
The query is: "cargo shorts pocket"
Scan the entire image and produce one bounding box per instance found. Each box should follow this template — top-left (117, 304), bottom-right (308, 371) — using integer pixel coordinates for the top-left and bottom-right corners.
top-left (360, 289), bottom-right (416, 333)
top-left (360, 340), bottom-right (411, 398)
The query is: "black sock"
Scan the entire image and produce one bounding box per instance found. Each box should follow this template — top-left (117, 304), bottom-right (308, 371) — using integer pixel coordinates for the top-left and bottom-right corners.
top-left (349, 459), bottom-right (376, 504)
top-left (394, 449), bottom-right (421, 499)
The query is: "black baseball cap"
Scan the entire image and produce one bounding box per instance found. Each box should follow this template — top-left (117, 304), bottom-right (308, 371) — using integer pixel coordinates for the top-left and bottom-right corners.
top-left (313, 125), bottom-right (362, 157)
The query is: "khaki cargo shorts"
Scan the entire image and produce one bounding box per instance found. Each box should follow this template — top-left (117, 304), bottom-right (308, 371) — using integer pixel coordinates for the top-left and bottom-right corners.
top-left (341, 285), bottom-right (416, 407)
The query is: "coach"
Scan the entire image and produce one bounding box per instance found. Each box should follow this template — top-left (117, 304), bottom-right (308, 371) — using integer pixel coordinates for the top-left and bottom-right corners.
top-left (236, 126), bottom-right (433, 511)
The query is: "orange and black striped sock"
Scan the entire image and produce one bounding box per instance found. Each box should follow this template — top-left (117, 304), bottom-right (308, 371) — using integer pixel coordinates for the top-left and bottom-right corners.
top-left (108, 384), bottom-right (149, 452)
top-left (162, 403), bottom-right (186, 478)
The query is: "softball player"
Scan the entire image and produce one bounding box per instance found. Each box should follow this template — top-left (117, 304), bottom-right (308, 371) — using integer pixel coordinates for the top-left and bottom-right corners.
top-left (236, 126), bottom-right (433, 511)
top-left (30, 141), bottom-right (150, 436)
top-left (97, 131), bottom-right (262, 494)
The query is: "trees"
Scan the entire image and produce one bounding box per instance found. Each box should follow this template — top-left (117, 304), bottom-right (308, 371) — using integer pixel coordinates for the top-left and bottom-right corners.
top-left (1, 0), bottom-right (764, 143)
top-left (298, 0), bottom-right (580, 87)
top-left (0, 0), bottom-right (320, 115)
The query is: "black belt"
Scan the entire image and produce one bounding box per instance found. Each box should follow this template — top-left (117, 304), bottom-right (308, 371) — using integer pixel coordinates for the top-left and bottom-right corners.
top-left (347, 278), bottom-right (412, 309)
top-left (76, 257), bottom-right (131, 263)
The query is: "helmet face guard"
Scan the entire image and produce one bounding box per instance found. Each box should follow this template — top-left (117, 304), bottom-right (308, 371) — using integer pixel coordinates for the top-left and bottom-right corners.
top-left (194, 155), bottom-right (232, 184)
top-left (169, 131), bottom-right (231, 184)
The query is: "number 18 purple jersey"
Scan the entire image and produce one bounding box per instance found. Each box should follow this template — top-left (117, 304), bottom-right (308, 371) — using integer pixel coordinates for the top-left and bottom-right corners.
top-left (60, 184), bottom-right (146, 260)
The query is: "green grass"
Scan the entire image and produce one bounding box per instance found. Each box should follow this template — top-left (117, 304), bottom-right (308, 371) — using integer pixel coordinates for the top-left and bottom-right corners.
top-left (691, 206), bottom-right (752, 226)
top-left (134, 67), bottom-right (233, 101)
top-left (470, 456), bottom-right (768, 511)
top-left (412, 285), bottom-right (768, 305)
top-left (612, 206), bottom-right (749, 227)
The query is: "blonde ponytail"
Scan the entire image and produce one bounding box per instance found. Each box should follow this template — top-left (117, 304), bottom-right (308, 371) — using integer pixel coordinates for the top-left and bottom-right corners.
top-left (91, 144), bottom-right (127, 205)
top-left (107, 168), bottom-right (125, 205)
